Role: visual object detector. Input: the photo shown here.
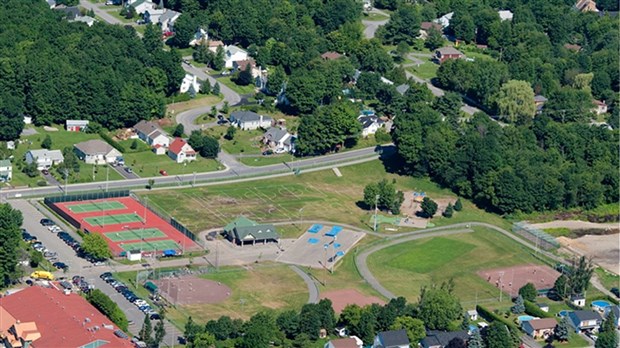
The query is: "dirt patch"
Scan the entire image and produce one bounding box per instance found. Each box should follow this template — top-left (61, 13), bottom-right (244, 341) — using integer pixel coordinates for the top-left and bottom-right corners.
top-left (531, 220), bottom-right (619, 231)
top-left (557, 234), bottom-right (619, 275)
top-left (400, 192), bottom-right (456, 221)
top-left (153, 275), bottom-right (231, 305)
top-left (477, 265), bottom-right (561, 298)
top-left (321, 289), bottom-right (385, 313)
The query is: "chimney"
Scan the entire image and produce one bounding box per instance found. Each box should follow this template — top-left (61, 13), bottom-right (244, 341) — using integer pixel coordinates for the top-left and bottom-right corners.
top-left (259, 115), bottom-right (263, 124)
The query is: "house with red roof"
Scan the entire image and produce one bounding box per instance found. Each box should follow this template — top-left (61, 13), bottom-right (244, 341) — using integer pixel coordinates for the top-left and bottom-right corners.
top-left (0, 286), bottom-right (132, 348)
top-left (168, 138), bottom-right (196, 163)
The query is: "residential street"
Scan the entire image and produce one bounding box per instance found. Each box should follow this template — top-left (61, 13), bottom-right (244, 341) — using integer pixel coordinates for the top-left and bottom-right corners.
top-left (79, 0), bottom-right (127, 26)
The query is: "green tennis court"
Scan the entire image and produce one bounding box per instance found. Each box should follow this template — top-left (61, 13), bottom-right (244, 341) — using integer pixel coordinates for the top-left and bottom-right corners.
top-left (369, 214), bottom-right (401, 225)
top-left (105, 228), bottom-right (166, 242)
top-left (67, 201), bottom-right (127, 213)
top-left (119, 239), bottom-right (180, 252)
top-left (83, 213), bottom-right (143, 226)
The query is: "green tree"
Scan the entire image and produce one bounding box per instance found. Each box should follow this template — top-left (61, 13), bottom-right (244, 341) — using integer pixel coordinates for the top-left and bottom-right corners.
top-left (266, 66), bottom-right (286, 96)
top-left (212, 45), bottom-right (225, 71)
top-left (130, 139), bottom-right (138, 150)
top-left (87, 289), bottom-right (128, 331)
top-left (596, 310), bottom-right (618, 348)
top-left (154, 317), bottom-right (166, 348)
top-left (554, 316), bottom-right (570, 342)
top-left (184, 316), bottom-right (202, 344)
top-left (420, 197), bottom-right (438, 218)
top-left (484, 322), bottom-right (514, 348)
top-left (171, 14), bottom-right (197, 48)
top-left (552, 274), bottom-right (569, 299)
top-left (454, 198), bottom-right (463, 211)
top-left (41, 135), bottom-right (52, 149)
top-left (510, 295), bottom-right (525, 314)
top-left (494, 80), bottom-right (536, 124)
top-left (81, 232), bottom-right (112, 260)
top-left (568, 256), bottom-right (594, 296)
top-left (389, 316), bottom-right (425, 344)
top-left (379, 5), bottom-right (421, 45)
top-left (224, 126), bottom-right (236, 140)
top-left (200, 136), bottom-right (220, 158)
top-left (443, 203), bottom-right (454, 218)
top-left (143, 24), bottom-right (162, 53)
top-left (221, 101), bottom-right (229, 114)
top-left (22, 161), bottom-right (39, 178)
top-left (0, 204), bottom-right (23, 286)
top-left (276, 310), bottom-right (299, 339)
top-left (296, 102), bottom-right (361, 155)
top-left (239, 312), bottom-right (277, 348)
top-left (468, 328), bottom-right (484, 348)
top-left (435, 92), bottom-right (462, 128)
top-left (460, 313), bottom-right (470, 330)
top-left (518, 283), bottom-right (537, 302)
top-left (234, 64), bottom-right (254, 86)
top-left (140, 315), bottom-right (153, 346)
top-left (29, 250), bottom-right (43, 268)
top-left (425, 27), bottom-right (445, 51)
top-left (173, 124), bottom-right (184, 137)
top-left (193, 332), bottom-right (215, 348)
top-left (200, 79), bottom-right (211, 95)
top-left (212, 82), bottom-right (220, 96)
top-left (451, 12), bottom-right (475, 43)
top-left (418, 284), bottom-right (462, 330)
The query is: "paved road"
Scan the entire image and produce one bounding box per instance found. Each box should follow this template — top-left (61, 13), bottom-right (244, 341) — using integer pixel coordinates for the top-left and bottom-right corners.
top-left (361, 8), bottom-right (389, 39)
top-left (79, 0), bottom-right (127, 26)
top-left (290, 265), bottom-right (320, 304)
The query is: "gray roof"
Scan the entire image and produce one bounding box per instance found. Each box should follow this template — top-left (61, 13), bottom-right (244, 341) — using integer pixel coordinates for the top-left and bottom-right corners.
top-left (264, 127), bottom-right (289, 143)
top-left (436, 46), bottom-right (463, 56)
top-left (66, 120), bottom-right (89, 126)
top-left (570, 310), bottom-right (601, 322)
top-left (226, 45), bottom-right (247, 57)
top-left (534, 95), bottom-right (548, 102)
top-left (231, 111), bottom-right (271, 123)
top-left (358, 115), bottom-right (383, 129)
top-left (377, 330), bottom-right (410, 347)
top-left (74, 139), bottom-right (115, 155)
top-left (421, 330), bottom-right (468, 348)
top-left (55, 6), bottom-right (80, 20)
top-left (134, 120), bottom-right (162, 137)
top-left (28, 149), bottom-right (64, 161)
top-left (0, 160), bottom-right (11, 167)
top-left (233, 224), bottom-right (279, 242)
top-left (159, 9), bottom-right (180, 23)
top-left (395, 84), bottom-right (410, 96)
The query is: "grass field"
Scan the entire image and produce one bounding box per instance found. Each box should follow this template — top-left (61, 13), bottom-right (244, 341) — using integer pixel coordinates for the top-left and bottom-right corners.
top-left (367, 227), bottom-right (546, 306)
top-left (216, 76), bottom-right (257, 95)
top-left (595, 267), bottom-right (619, 290)
top-left (167, 94), bottom-right (222, 115)
top-left (407, 61), bottom-right (439, 80)
top-left (142, 160), bottom-right (511, 233)
top-left (105, 228), bottom-right (166, 242)
top-left (220, 129), bottom-right (264, 154)
top-left (68, 201), bottom-right (126, 213)
top-left (122, 149), bottom-right (221, 177)
top-left (238, 154), bottom-right (296, 166)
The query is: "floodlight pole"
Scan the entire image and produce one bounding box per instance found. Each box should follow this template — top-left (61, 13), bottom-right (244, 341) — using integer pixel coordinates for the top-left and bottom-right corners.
top-left (373, 194), bottom-right (380, 232)
top-left (105, 164), bottom-right (109, 192)
top-left (499, 271), bottom-right (504, 302)
top-left (298, 207), bottom-right (304, 229)
top-left (63, 168), bottom-right (68, 196)
top-left (323, 244), bottom-right (328, 286)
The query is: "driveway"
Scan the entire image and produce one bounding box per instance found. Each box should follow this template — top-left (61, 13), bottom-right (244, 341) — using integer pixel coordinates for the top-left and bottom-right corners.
top-left (362, 8), bottom-right (390, 39)
top-left (112, 165), bottom-right (139, 180)
top-left (42, 172), bottom-right (62, 187)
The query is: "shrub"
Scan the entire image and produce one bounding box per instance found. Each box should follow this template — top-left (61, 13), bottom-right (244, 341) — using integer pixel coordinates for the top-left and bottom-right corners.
top-left (99, 131), bottom-right (126, 153)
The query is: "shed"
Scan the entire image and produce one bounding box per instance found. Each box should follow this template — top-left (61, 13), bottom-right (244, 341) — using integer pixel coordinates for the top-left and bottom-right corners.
top-left (127, 249), bottom-right (142, 261)
top-left (144, 281), bottom-right (158, 293)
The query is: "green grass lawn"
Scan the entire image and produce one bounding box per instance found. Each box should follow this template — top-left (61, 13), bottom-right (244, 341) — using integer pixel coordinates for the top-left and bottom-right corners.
top-left (362, 12), bottom-right (389, 21)
top-left (167, 94), bottom-right (222, 115)
top-left (142, 160), bottom-right (510, 233)
top-left (122, 149), bottom-right (221, 177)
top-left (407, 60), bottom-right (439, 80)
top-left (238, 154), bottom-right (295, 166)
top-left (595, 267), bottom-right (619, 290)
top-left (367, 227), bottom-right (547, 305)
top-left (543, 228), bottom-right (572, 237)
top-left (216, 76), bottom-right (257, 95)
top-left (54, 162), bottom-right (124, 184)
top-left (220, 129), bottom-right (264, 155)
top-left (104, 9), bottom-right (134, 24)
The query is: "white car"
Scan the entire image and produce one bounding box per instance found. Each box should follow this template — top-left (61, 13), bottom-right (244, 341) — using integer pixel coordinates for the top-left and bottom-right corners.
top-left (133, 299), bottom-right (147, 306)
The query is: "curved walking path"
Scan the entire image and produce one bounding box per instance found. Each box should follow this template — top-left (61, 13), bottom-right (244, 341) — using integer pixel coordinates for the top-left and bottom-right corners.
top-left (290, 265), bottom-right (320, 304)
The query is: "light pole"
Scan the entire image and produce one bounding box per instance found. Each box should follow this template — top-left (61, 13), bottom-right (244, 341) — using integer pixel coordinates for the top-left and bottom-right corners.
top-left (499, 271), bottom-right (504, 302)
top-left (323, 243), bottom-right (329, 286)
top-left (105, 164), bottom-right (109, 192)
top-left (63, 168), bottom-right (68, 196)
top-left (373, 194), bottom-right (380, 232)
top-left (298, 207), bottom-right (304, 230)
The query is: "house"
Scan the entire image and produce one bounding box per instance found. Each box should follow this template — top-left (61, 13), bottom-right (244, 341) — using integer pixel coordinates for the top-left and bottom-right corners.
top-left (534, 95), bottom-right (548, 114)
top-left (467, 309), bottom-right (478, 321)
top-left (372, 329), bottom-right (410, 348)
top-left (419, 22), bottom-right (443, 39)
top-left (224, 45), bottom-right (249, 68)
top-left (263, 127), bottom-right (294, 153)
top-left (223, 216), bottom-right (279, 246)
top-left (434, 47), bottom-right (464, 64)
top-left (571, 294), bottom-right (586, 307)
top-left (23, 116), bottom-right (32, 125)
top-left (189, 28), bottom-right (208, 47)
top-left (0, 160), bottom-right (12, 182)
top-left (321, 51), bottom-right (343, 60)
top-left (434, 12), bottom-right (454, 28)
top-left (158, 9), bottom-right (181, 32)
top-left (74, 139), bottom-right (122, 165)
top-left (25, 149), bottom-right (64, 170)
top-left (6, 141), bottom-right (14, 150)
top-left (325, 337), bottom-right (363, 348)
top-left (358, 115), bottom-right (385, 137)
top-left (498, 10), bottom-right (514, 21)
top-left (574, 0), bottom-right (599, 12)
top-left (230, 111), bottom-right (272, 130)
top-left (167, 138), bottom-right (196, 163)
top-left (134, 120), bottom-right (170, 148)
top-left (421, 330), bottom-right (468, 348)
top-left (591, 100), bottom-right (608, 115)
top-left (521, 318), bottom-right (558, 339)
top-left (537, 303), bottom-right (550, 313)
top-left (0, 286), bottom-right (132, 348)
top-left (72, 15), bottom-right (96, 27)
top-left (66, 120), bottom-right (89, 132)
top-left (208, 40), bottom-right (224, 53)
top-left (568, 310), bottom-right (602, 333)
top-left (564, 43), bottom-right (582, 52)
top-left (180, 74), bottom-right (201, 94)
top-left (54, 6), bottom-right (81, 20)
top-left (46, 0), bottom-right (57, 8)
top-left (233, 59), bottom-right (261, 78)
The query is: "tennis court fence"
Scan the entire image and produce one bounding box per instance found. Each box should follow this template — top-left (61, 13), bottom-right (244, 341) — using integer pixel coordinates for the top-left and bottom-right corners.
top-left (44, 191), bottom-right (131, 230)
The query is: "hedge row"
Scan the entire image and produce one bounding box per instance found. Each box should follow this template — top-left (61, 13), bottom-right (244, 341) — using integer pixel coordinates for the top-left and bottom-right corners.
top-left (524, 300), bottom-right (553, 318)
top-left (99, 131), bottom-right (126, 153)
top-left (87, 289), bottom-right (129, 331)
top-left (476, 305), bottom-right (519, 331)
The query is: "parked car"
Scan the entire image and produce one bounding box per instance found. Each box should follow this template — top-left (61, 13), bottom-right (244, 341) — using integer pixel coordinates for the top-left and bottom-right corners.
top-left (611, 287), bottom-right (619, 298)
top-left (149, 313), bottom-right (162, 320)
top-left (262, 150), bottom-right (274, 156)
top-left (52, 262), bottom-right (68, 270)
top-left (125, 167), bottom-right (133, 173)
top-left (41, 169), bottom-right (49, 175)
top-left (159, 170), bottom-right (168, 176)
top-left (39, 218), bottom-right (54, 226)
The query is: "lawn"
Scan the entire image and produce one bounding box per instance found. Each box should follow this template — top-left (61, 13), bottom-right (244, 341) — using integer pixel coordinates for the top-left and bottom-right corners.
top-left (122, 148), bottom-right (221, 177)
top-left (216, 76), bottom-right (257, 95)
top-left (238, 154), bottom-right (295, 166)
top-left (167, 94), bottom-right (222, 116)
top-left (362, 12), bottom-right (389, 21)
top-left (407, 60), bottom-right (439, 80)
top-left (367, 227), bottom-right (547, 305)
top-left (543, 228), bottom-right (572, 237)
top-left (594, 267), bottom-right (619, 290)
top-left (141, 160), bottom-right (511, 234)
top-left (220, 129), bottom-right (264, 155)
top-left (104, 9), bottom-right (134, 24)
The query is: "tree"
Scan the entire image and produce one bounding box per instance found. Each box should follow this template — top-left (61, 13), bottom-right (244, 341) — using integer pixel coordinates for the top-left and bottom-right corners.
top-left (420, 197), bottom-right (438, 218)
top-left (234, 64), bottom-right (254, 86)
top-left (443, 203), bottom-right (454, 218)
top-left (553, 274), bottom-right (569, 299)
top-left (266, 66), bottom-right (286, 96)
top-left (154, 317), bottom-right (166, 348)
top-left (418, 284), bottom-right (462, 330)
top-left (276, 310), bottom-right (299, 339)
top-left (224, 126), bottom-right (236, 140)
top-left (296, 102), bottom-right (361, 155)
top-left (425, 27), bottom-right (445, 51)
top-left (171, 14), bottom-right (197, 48)
top-left (199, 136), bottom-right (220, 158)
top-left (140, 315), bottom-right (153, 347)
top-left (41, 135), bottom-right (52, 149)
top-left (554, 316), bottom-right (570, 342)
top-left (87, 289), bottom-right (128, 331)
top-left (518, 283), bottom-right (537, 302)
top-left (130, 139), bottom-right (138, 150)
top-left (484, 322), bottom-right (514, 348)
top-left (363, 179), bottom-right (404, 214)
top-left (212, 82), bottom-right (220, 96)
top-left (22, 161), bottom-right (39, 178)
top-left (0, 204), bottom-right (23, 286)
top-left (494, 80), bottom-right (536, 124)
top-left (468, 328), bottom-right (484, 348)
top-left (568, 256), bottom-right (594, 296)
top-left (143, 24), bottom-right (162, 53)
top-left (192, 332), bottom-right (216, 348)
top-left (596, 310), bottom-right (618, 348)
top-left (200, 80), bottom-right (211, 95)
top-left (81, 233), bottom-right (112, 260)
top-left (454, 198), bottom-right (463, 211)
top-left (184, 316), bottom-right (202, 344)
top-left (212, 45), bottom-right (225, 71)
top-left (29, 250), bottom-right (43, 268)
top-left (510, 295), bottom-right (525, 314)
top-left (389, 316), bottom-right (425, 344)
top-left (435, 92), bottom-right (462, 128)
top-left (379, 5), bottom-right (421, 45)
top-left (451, 12), bottom-right (475, 43)
top-left (173, 124), bottom-right (184, 137)
top-left (221, 101), bottom-right (229, 114)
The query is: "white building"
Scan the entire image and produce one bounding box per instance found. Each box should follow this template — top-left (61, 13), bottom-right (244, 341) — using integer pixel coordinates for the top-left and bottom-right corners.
top-left (73, 140), bottom-right (122, 165)
top-left (230, 111), bottom-right (272, 130)
top-left (358, 115), bottom-right (385, 137)
top-left (179, 74), bottom-right (200, 94)
top-left (167, 138), bottom-right (196, 163)
top-left (434, 12), bottom-right (454, 28)
top-left (263, 127), bottom-right (294, 153)
top-left (0, 160), bottom-right (12, 182)
top-left (498, 10), bottom-right (514, 21)
top-left (133, 120), bottom-right (170, 148)
top-left (224, 45), bottom-right (249, 68)
top-left (25, 149), bottom-right (64, 170)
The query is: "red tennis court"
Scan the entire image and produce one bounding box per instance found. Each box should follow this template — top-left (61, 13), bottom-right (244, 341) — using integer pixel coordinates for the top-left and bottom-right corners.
top-left (52, 197), bottom-right (199, 256)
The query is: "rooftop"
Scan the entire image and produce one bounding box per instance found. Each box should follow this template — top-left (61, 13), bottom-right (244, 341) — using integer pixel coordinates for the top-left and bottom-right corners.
top-left (74, 139), bottom-right (115, 155)
top-left (168, 138), bottom-right (194, 155)
top-left (377, 329), bottom-right (410, 347)
top-left (525, 318), bottom-right (558, 330)
top-left (436, 46), bottom-right (463, 56)
top-left (321, 51), bottom-right (343, 60)
top-left (134, 120), bottom-right (162, 137)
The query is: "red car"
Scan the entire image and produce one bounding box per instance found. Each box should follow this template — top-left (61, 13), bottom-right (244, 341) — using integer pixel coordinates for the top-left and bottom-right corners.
top-left (159, 170), bottom-right (168, 176)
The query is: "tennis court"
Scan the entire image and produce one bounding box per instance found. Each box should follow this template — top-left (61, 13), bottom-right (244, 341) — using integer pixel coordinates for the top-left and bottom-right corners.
top-left (105, 228), bottom-right (166, 242)
top-left (119, 240), bottom-right (180, 252)
top-left (67, 201), bottom-right (126, 213)
top-left (83, 213), bottom-right (143, 226)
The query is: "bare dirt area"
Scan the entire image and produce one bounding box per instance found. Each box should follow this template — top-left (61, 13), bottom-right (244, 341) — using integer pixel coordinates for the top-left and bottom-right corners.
top-left (153, 275), bottom-right (231, 305)
top-left (321, 289), bottom-right (385, 313)
top-left (557, 234), bottom-right (620, 275)
top-left (399, 192), bottom-right (455, 225)
top-left (531, 220), bottom-right (619, 231)
top-left (477, 265), bottom-right (561, 298)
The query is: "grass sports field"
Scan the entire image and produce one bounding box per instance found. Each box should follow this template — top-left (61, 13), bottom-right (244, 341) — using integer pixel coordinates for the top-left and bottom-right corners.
top-left (67, 201), bottom-right (126, 213)
top-left (142, 161), bottom-right (510, 233)
top-left (104, 228), bottom-right (166, 242)
top-left (118, 239), bottom-right (180, 252)
top-left (367, 227), bottom-right (547, 306)
top-left (83, 213), bottom-right (143, 226)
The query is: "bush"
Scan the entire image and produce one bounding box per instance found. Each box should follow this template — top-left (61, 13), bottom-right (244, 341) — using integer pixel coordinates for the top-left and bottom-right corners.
top-left (476, 305), bottom-right (519, 332)
top-left (87, 289), bottom-right (128, 331)
top-left (374, 128), bottom-right (391, 143)
top-left (524, 301), bottom-right (553, 318)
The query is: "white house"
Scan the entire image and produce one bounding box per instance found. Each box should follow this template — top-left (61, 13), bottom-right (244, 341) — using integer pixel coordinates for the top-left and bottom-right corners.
top-left (180, 74), bottom-right (201, 94)
top-left (373, 330), bottom-right (410, 348)
top-left (434, 12), bottom-right (454, 28)
top-left (73, 140), bottom-right (122, 165)
top-left (521, 318), bottom-right (557, 339)
top-left (72, 16), bottom-right (96, 27)
top-left (0, 160), bottom-right (12, 182)
top-left (6, 141), bottom-right (15, 150)
top-left (467, 309), bottom-right (478, 321)
top-left (230, 111), bottom-right (272, 130)
top-left (25, 149), bottom-right (64, 170)
top-left (167, 138), bottom-right (196, 163)
top-left (133, 120), bottom-right (170, 148)
top-left (66, 120), bottom-right (89, 132)
top-left (23, 116), bottom-right (32, 125)
top-left (263, 127), bottom-right (294, 153)
top-left (358, 115), bottom-right (385, 137)
top-left (498, 10), bottom-right (514, 21)
top-left (592, 100), bottom-right (608, 115)
top-left (224, 45), bottom-right (249, 68)
top-left (568, 310), bottom-right (601, 333)
top-left (571, 294), bottom-right (586, 307)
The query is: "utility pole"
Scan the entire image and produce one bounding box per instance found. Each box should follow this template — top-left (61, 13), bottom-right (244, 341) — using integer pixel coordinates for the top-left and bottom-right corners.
top-left (63, 168), bottom-right (68, 196)
top-left (373, 194), bottom-right (380, 232)
top-left (323, 244), bottom-right (328, 286)
top-left (499, 271), bottom-right (504, 302)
